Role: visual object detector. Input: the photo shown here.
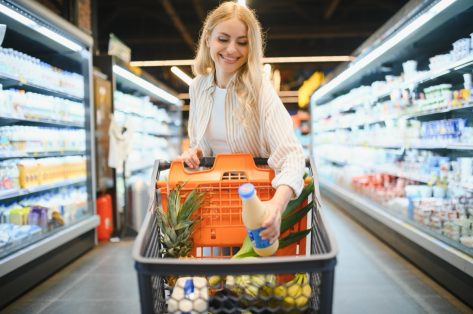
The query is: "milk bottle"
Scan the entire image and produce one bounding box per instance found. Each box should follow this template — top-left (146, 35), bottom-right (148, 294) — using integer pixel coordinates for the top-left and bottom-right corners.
top-left (238, 183), bottom-right (278, 256)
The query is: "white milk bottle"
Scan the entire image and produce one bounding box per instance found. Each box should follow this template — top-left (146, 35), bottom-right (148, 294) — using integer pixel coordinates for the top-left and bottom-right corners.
top-left (238, 183), bottom-right (278, 256)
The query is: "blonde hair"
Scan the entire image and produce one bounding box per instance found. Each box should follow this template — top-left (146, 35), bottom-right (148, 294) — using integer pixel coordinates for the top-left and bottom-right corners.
top-left (193, 1), bottom-right (264, 124)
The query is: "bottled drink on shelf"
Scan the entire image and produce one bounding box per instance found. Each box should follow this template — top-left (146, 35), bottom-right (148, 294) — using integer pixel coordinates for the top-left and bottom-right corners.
top-left (238, 183), bottom-right (278, 256)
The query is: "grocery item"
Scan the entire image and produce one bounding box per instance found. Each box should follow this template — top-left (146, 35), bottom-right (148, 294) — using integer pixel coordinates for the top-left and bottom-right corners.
top-left (155, 184), bottom-right (206, 258)
top-left (167, 277), bottom-right (208, 313)
top-left (238, 183), bottom-right (278, 257)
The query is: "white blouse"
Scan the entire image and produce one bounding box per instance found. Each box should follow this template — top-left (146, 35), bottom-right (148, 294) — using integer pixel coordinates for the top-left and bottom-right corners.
top-left (204, 86), bottom-right (231, 154)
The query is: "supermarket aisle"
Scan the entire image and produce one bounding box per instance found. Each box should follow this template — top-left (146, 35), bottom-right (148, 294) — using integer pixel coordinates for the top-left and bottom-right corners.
top-left (322, 198), bottom-right (472, 314)
top-left (3, 202), bottom-right (472, 314)
top-left (2, 239), bottom-right (141, 314)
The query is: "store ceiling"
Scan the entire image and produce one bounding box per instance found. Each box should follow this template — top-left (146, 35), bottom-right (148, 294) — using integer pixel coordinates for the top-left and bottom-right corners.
top-left (96, 0), bottom-right (409, 97)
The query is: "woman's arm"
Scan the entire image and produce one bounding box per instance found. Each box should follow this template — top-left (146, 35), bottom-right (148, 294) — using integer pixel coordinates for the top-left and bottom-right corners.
top-left (261, 79), bottom-right (306, 198)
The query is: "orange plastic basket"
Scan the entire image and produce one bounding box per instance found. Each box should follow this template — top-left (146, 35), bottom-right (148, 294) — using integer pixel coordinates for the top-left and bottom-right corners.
top-left (156, 153), bottom-right (308, 258)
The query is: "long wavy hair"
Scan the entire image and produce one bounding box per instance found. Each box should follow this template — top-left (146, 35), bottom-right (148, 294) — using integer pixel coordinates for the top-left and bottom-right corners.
top-left (193, 1), bottom-right (265, 124)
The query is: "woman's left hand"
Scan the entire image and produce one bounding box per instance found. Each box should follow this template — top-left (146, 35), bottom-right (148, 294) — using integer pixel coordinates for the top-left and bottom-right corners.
top-left (259, 199), bottom-right (284, 244)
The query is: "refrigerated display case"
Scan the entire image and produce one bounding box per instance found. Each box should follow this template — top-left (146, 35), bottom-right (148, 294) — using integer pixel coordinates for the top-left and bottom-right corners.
top-left (0, 0), bottom-right (97, 307)
top-left (310, 0), bottom-right (473, 306)
top-left (94, 55), bottom-right (182, 236)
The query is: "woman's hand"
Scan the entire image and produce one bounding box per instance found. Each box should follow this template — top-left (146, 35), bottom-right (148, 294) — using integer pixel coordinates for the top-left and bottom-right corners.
top-left (178, 147), bottom-right (203, 169)
top-left (259, 199), bottom-right (284, 244)
top-left (260, 185), bottom-right (294, 244)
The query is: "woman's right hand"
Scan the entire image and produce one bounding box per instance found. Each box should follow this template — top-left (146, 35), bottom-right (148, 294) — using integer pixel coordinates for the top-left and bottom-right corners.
top-left (177, 147), bottom-right (203, 169)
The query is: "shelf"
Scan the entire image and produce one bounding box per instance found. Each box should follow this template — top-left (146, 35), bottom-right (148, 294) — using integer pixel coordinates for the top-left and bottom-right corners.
top-left (316, 54), bottom-right (473, 120)
top-left (0, 115), bottom-right (84, 128)
top-left (135, 129), bottom-right (178, 138)
top-left (313, 33), bottom-right (473, 120)
top-left (314, 102), bottom-right (473, 133)
top-left (320, 156), bottom-right (429, 184)
top-left (417, 54), bottom-right (473, 86)
top-left (319, 156), bottom-right (473, 191)
top-left (114, 108), bottom-right (167, 121)
top-left (0, 73), bottom-right (84, 102)
top-left (0, 215), bottom-right (99, 277)
top-left (0, 151), bottom-right (85, 160)
top-left (319, 177), bottom-right (473, 274)
top-left (0, 177), bottom-right (87, 201)
top-left (369, 55), bottom-right (473, 105)
top-left (402, 102), bottom-right (473, 119)
top-left (316, 141), bottom-right (473, 151)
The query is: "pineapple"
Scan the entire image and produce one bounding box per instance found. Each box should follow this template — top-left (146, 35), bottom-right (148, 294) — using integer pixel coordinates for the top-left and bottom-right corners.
top-left (155, 183), bottom-right (206, 259)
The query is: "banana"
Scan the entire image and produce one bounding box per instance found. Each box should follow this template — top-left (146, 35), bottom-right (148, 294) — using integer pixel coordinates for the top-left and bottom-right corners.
top-left (208, 275), bottom-right (223, 287)
top-left (295, 273), bottom-right (311, 307)
top-left (249, 274), bottom-right (266, 288)
top-left (272, 273), bottom-right (312, 310)
top-left (284, 295), bottom-right (296, 306)
top-left (287, 282), bottom-right (301, 298)
top-left (301, 283), bottom-right (312, 298)
top-left (296, 295), bottom-right (309, 307)
top-left (273, 285), bottom-right (287, 298)
top-left (244, 285), bottom-right (259, 298)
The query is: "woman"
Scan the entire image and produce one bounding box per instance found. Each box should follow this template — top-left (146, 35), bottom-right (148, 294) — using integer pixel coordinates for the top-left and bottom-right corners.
top-left (179, 1), bottom-right (306, 245)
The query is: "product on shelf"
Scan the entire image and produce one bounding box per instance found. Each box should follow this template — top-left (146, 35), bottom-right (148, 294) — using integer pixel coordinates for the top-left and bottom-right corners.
top-left (0, 89), bottom-right (85, 124)
top-left (0, 187), bottom-right (88, 250)
top-left (0, 48), bottom-right (84, 98)
top-left (15, 156), bottom-right (86, 189)
top-left (113, 91), bottom-right (180, 172)
top-left (0, 126), bottom-right (86, 156)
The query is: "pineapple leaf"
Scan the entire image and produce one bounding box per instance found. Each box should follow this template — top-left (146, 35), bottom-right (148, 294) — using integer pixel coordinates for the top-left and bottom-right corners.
top-left (280, 200), bottom-right (314, 234)
top-left (174, 220), bottom-right (194, 231)
top-left (283, 177), bottom-right (314, 219)
top-left (279, 228), bottom-right (313, 249)
top-left (167, 185), bottom-right (181, 226)
top-left (178, 189), bottom-right (206, 221)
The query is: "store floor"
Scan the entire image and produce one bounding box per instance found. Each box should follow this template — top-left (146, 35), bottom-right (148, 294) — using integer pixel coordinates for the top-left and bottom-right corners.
top-left (3, 201), bottom-right (472, 314)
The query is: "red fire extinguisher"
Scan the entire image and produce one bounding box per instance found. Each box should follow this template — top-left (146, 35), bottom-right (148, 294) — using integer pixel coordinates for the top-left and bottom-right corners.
top-left (96, 193), bottom-right (113, 241)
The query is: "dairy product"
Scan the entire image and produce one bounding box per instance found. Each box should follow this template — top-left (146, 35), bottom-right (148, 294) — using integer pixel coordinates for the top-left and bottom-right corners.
top-left (238, 183), bottom-right (278, 256)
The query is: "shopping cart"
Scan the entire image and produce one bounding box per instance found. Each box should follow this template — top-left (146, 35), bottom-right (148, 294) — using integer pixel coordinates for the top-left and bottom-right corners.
top-left (133, 154), bottom-right (337, 313)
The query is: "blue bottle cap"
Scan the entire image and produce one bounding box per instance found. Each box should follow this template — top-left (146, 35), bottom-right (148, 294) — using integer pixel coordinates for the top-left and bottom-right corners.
top-left (238, 183), bottom-right (255, 200)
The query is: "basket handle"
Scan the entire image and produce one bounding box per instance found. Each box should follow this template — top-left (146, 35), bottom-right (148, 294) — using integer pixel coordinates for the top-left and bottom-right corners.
top-left (156, 156), bottom-right (310, 171)
top-left (165, 153), bottom-right (273, 183)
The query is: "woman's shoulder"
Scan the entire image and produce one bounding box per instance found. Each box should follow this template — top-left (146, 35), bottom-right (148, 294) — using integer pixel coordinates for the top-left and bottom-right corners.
top-left (191, 74), bottom-right (213, 90)
top-left (259, 77), bottom-right (280, 105)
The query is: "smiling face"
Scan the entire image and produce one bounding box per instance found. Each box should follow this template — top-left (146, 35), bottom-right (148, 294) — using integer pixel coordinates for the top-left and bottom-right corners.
top-left (207, 17), bottom-right (249, 88)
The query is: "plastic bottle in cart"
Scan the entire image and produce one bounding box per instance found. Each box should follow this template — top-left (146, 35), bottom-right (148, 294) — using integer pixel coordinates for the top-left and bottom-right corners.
top-left (238, 183), bottom-right (278, 256)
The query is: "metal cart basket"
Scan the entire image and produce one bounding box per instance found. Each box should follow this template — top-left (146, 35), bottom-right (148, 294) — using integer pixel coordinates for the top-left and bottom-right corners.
top-left (133, 154), bottom-right (337, 313)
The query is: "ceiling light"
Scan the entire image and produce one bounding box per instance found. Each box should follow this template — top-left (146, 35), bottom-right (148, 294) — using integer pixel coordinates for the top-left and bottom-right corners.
top-left (113, 65), bottom-right (181, 106)
top-left (237, 0), bottom-right (247, 7)
top-left (37, 26), bottom-right (82, 51)
top-left (171, 66), bottom-right (193, 85)
top-left (0, 3), bottom-right (83, 52)
top-left (312, 0), bottom-right (458, 103)
top-left (131, 59), bottom-right (194, 67)
top-left (131, 56), bottom-right (353, 67)
top-left (263, 56), bottom-right (354, 63)
top-left (0, 4), bottom-right (36, 27)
